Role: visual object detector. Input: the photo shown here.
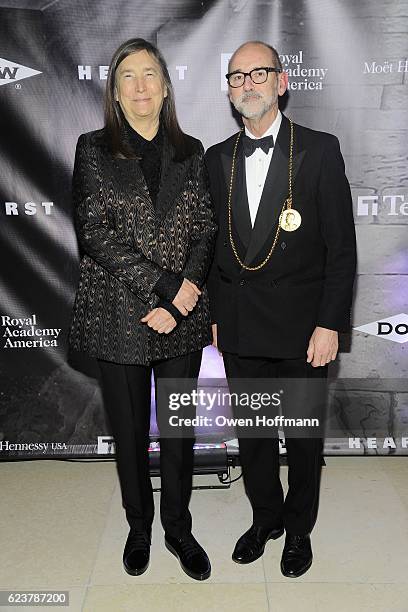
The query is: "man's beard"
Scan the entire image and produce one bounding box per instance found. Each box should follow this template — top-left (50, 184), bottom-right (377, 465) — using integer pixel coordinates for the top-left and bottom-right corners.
top-left (232, 91), bottom-right (274, 120)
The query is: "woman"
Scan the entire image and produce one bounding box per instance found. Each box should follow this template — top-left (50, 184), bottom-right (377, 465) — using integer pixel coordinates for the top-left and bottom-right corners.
top-left (69, 38), bottom-right (216, 581)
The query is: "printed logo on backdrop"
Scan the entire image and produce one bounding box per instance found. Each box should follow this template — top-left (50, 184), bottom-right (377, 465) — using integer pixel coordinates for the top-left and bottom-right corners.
top-left (77, 65), bottom-right (188, 80)
top-left (349, 437), bottom-right (408, 449)
top-left (3, 202), bottom-right (54, 215)
top-left (0, 58), bottom-right (42, 87)
top-left (364, 58), bottom-right (408, 75)
top-left (1, 314), bottom-right (61, 349)
top-left (355, 193), bottom-right (408, 217)
top-left (354, 313), bottom-right (408, 344)
top-left (0, 441), bottom-right (67, 453)
top-left (220, 51), bottom-right (328, 91)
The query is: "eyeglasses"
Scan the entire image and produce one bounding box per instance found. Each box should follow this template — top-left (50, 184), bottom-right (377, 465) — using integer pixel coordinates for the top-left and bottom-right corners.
top-left (225, 66), bottom-right (282, 88)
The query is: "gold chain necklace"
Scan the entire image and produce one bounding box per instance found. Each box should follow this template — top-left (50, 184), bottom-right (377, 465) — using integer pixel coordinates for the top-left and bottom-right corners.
top-left (227, 118), bottom-right (299, 271)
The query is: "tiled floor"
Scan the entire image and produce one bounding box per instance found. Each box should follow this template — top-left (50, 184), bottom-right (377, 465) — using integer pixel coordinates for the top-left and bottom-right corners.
top-left (0, 457), bottom-right (407, 611)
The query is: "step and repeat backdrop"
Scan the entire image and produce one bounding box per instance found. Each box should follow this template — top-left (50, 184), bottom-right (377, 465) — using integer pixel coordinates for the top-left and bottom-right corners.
top-left (1, 0), bottom-right (407, 458)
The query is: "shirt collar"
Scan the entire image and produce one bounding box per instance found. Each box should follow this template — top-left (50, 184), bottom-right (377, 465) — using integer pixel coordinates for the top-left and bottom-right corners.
top-left (124, 118), bottom-right (163, 153)
top-left (244, 109), bottom-right (282, 144)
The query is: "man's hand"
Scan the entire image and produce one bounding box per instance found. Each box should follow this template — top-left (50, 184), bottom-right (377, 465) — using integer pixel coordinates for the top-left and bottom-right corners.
top-left (141, 308), bottom-right (177, 334)
top-left (307, 326), bottom-right (338, 367)
top-left (173, 279), bottom-right (201, 316)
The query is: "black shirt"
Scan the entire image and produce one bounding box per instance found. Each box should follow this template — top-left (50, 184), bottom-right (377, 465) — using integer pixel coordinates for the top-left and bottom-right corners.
top-left (124, 120), bottom-right (162, 208)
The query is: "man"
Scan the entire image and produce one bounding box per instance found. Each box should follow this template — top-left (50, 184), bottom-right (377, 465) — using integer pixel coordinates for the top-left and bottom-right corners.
top-left (205, 41), bottom-right (356, 578)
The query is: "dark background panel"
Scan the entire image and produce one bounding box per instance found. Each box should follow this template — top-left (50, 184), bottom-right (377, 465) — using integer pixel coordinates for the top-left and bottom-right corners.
top-left (0, 0), bottom-right (407, 457)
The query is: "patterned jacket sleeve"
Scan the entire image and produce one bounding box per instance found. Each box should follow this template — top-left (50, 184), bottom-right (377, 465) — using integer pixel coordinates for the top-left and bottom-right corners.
top-left (181, 143), bottom-right (217, 287)
top-left (73, 133), bottom-right (164, 303)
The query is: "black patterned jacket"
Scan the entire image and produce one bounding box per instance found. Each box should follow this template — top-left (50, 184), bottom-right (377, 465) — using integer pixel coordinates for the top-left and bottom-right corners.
top-left (68, 128), bottom-right (217, 365)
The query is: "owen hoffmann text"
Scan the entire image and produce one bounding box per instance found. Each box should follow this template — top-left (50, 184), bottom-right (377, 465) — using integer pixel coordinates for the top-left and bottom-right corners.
top-left (1, 314), bottom-right (61, 349)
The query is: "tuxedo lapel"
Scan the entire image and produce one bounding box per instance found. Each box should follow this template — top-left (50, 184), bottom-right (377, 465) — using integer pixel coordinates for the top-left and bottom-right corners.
top-left (221, 135), bottom-right (252, 249)
top-left (244, 115), bottom-right (306, 266)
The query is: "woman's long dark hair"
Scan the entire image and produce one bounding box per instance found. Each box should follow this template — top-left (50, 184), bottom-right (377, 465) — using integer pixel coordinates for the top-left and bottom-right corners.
top-left (104, 38), bottom-right (196, 161)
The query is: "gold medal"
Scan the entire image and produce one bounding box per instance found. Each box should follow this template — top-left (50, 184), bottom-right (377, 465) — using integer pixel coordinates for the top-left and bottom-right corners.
top-left (280, 204), bottom-right (302, 232)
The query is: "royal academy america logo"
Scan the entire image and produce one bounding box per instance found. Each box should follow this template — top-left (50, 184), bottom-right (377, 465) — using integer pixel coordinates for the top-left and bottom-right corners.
top-left (354, 313), bottom-right (408, 344)
top-left (220, 50), bottom-right (328, 92)
top-left (1, 314), bottom-right (61, 349)
top-left (0, 58), bottom-right (42, 86)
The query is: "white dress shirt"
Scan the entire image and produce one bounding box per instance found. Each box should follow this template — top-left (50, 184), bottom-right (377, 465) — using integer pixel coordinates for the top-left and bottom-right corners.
top-left (244, 109), bottom-right (282, 227)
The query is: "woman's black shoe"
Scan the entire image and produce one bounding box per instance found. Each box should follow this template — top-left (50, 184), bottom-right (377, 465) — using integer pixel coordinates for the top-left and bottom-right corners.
top-left (123, 529), bottom-right (151, 576)
top-left (165, 533), bottom-right (211, 580)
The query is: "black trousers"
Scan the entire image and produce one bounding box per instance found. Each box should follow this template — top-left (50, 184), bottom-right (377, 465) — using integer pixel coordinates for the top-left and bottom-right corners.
top-left (222, 352), bottom-right (327, 536)
top-left (98, 350), bottom-right (202, 538)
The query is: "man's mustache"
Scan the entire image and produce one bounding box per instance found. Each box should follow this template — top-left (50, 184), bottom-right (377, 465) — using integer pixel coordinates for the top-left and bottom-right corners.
top-left (238, 92), bottom-right (263, 103)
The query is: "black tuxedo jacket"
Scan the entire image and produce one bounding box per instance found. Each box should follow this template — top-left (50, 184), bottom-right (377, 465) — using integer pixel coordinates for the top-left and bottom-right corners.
top-left (69, 128), bottom-right (216, 365)
top-left (205, 113), bottom-right (357, 359)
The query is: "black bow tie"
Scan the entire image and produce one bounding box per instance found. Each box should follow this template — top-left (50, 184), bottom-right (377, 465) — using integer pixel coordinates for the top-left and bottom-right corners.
top-left (242, 134), bottom-right (274, 157)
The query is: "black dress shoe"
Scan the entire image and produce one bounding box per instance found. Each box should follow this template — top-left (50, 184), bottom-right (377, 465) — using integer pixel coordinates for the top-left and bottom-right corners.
top-left (280, 533), bottom-right (313, 578)
top-left (123, 529), bottom-right (151, 576)
top-left (232, 524), bottom-right (284, 564)
top-left (165, 533), bottom-right (211, 580)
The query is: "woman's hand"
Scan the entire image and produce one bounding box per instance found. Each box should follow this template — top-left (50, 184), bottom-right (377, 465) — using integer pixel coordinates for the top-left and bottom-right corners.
top-left (141, 308), bottom-right (177, 334)
top-left (172, 279), bottom-right (201, 316)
